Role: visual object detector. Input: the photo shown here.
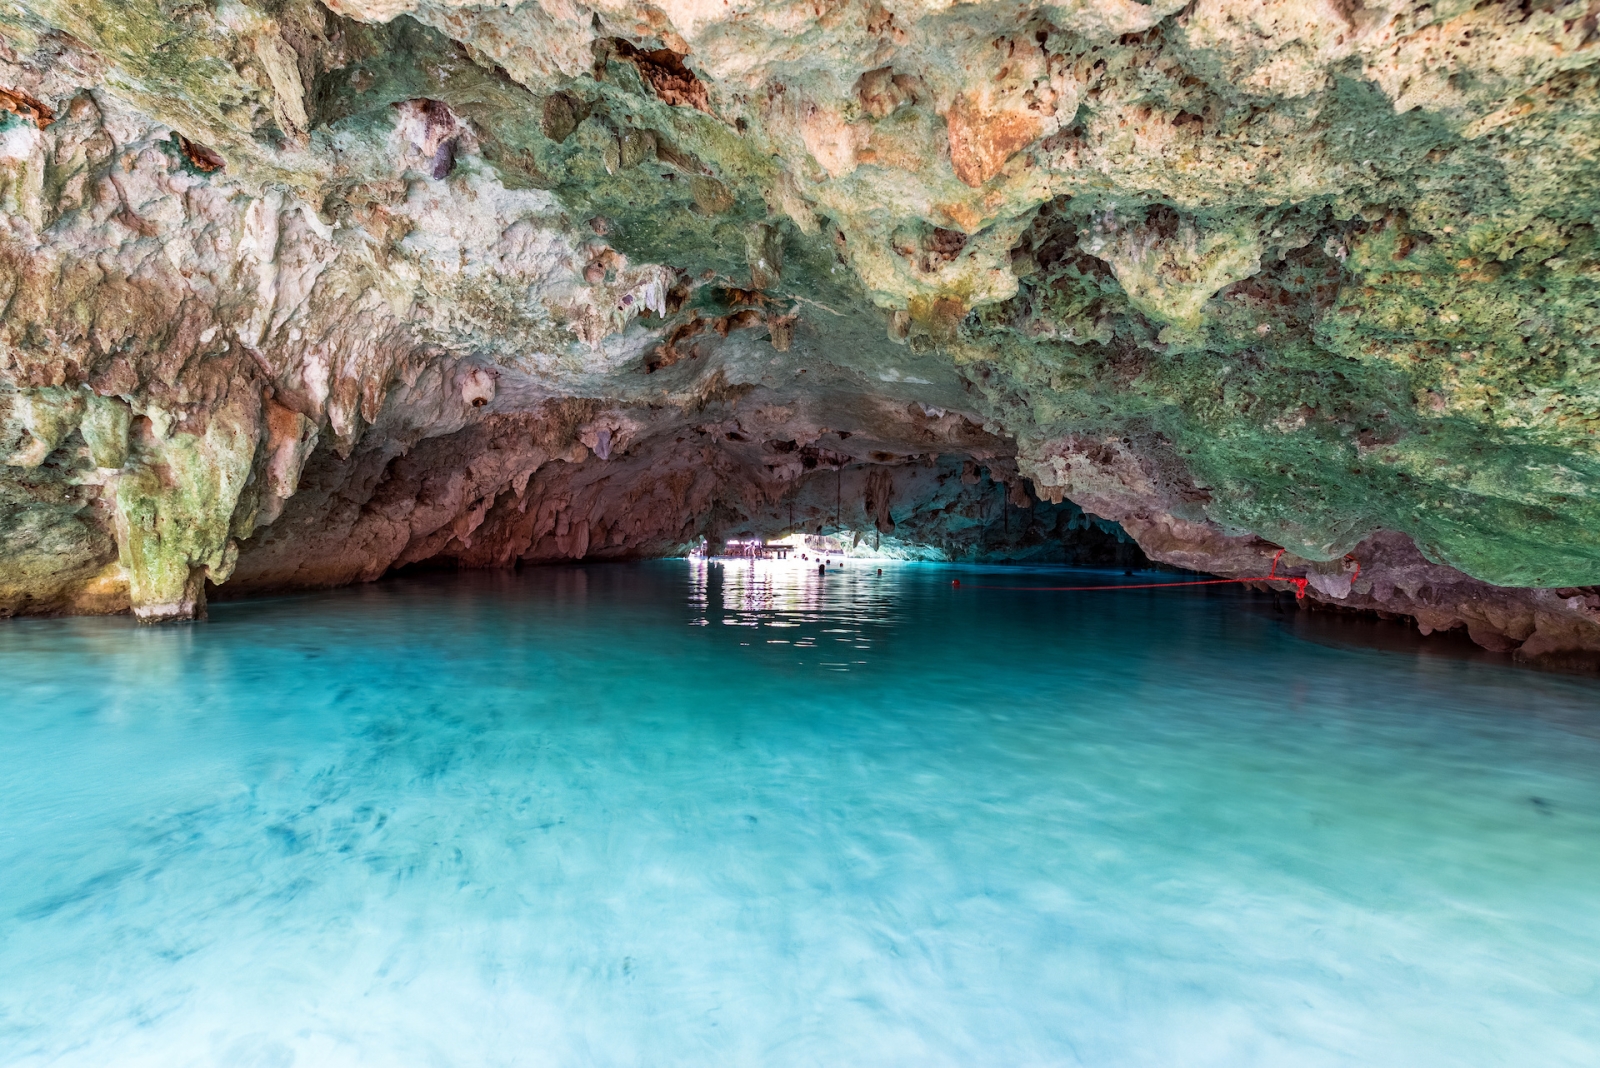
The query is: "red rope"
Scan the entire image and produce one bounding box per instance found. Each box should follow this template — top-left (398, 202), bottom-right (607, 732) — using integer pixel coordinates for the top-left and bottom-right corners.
top-left (950, 550), bottom-right (1360, 601)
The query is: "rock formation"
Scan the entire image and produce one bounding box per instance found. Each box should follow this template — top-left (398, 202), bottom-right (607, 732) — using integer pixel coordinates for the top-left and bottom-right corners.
top-left (2, 0), bottom-right (1598, 665)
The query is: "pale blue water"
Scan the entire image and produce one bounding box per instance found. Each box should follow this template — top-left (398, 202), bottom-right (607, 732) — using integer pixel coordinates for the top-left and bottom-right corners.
top-left (2, 561), bottom-right (1599, 1068)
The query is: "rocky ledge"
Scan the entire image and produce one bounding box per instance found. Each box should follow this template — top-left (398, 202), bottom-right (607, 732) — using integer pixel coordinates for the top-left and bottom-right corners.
top-left (2, 0), bottom-right (1598, 666)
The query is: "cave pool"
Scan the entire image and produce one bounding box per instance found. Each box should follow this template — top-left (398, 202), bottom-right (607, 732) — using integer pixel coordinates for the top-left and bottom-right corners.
top-left (3, 560), bottom-right (1599, 1067)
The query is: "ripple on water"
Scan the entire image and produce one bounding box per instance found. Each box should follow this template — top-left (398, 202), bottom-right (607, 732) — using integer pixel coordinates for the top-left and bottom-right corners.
top-left (2, 560), bottom-right (1598, 1067)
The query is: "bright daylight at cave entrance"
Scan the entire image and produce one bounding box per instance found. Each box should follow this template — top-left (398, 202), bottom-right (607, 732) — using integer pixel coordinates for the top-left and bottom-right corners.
top-left (2, 1), bottom-right (1600, 1065)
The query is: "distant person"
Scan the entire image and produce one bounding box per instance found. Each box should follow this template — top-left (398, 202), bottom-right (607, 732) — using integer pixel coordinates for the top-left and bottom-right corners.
top-left (818, 563), bottom-right (825, 575)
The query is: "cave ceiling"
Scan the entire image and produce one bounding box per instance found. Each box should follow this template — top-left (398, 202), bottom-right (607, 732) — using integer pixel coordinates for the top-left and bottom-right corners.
top-left (3, 0), bottom-right (1600, 660)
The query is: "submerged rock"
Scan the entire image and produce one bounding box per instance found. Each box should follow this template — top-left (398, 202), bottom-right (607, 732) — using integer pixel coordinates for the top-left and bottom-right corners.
top-left (1, 0), bottom-right (1598, 665)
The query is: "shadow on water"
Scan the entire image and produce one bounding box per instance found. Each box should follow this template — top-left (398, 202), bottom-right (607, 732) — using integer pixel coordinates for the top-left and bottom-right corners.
top-left (1247, 597), bottom-right (1504, 663)
top-left (1245, 593), bottom-right (1600, 682)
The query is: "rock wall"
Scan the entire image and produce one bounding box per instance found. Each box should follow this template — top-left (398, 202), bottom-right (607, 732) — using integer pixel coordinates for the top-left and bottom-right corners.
top-left (1, 0), bottom-right (1598, 665)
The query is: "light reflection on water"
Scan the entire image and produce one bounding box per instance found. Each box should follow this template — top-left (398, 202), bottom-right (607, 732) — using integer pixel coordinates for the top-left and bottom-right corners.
top-left (688, 559), bottom-right (896, 668)
top-left (1, 560), bottom-right (1598, 1067)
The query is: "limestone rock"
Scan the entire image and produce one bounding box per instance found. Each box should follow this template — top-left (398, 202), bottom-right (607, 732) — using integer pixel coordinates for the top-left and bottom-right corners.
top-left (0, 0), bottom-right (1595, 666)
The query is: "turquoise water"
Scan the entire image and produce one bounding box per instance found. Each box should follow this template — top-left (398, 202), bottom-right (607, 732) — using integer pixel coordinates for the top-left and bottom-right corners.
top-left (2, 560), bottom-right (1599, 1067)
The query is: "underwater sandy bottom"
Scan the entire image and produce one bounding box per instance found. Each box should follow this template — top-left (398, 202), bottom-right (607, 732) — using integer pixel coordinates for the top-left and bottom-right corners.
top-left (2, 560), bottom-right (1598, 1067)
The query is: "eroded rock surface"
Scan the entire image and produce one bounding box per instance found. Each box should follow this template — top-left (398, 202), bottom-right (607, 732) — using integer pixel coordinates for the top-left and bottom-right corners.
top-left (2, 0), bottom-right (1598, 664)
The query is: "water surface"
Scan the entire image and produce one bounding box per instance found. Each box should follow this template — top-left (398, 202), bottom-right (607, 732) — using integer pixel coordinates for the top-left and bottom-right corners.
top-left (3, 561), bottom-right (1598, 1067)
